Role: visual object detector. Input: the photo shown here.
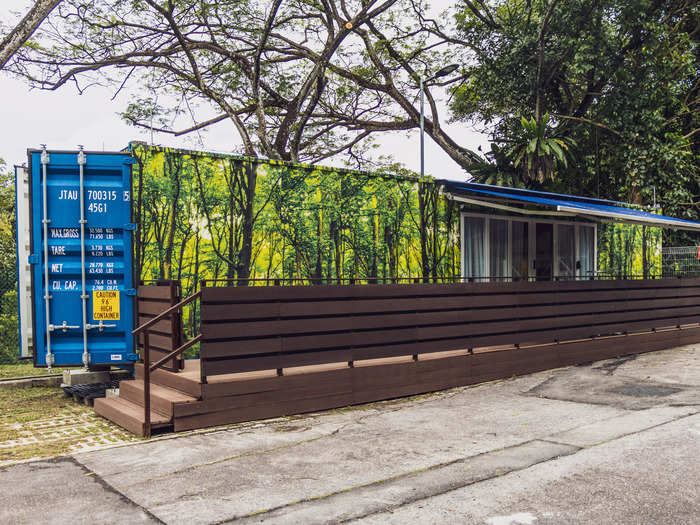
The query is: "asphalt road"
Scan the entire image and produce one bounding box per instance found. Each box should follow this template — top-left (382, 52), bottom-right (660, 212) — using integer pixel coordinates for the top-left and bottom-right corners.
top-left (1, 344), bottom-right (699, 525)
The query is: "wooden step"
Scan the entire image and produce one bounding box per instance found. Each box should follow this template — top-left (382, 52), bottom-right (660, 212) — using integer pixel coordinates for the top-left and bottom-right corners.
top-left (134, 361), bottom-right (202, 398)
top-left (94, 397), bottom-right (171, 437)
top-left (120, 379), bottom-right (198, 418)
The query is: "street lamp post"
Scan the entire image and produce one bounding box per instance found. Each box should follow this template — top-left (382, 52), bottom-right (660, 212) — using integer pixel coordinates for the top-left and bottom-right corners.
top-left (419, 64), bottom-right (459, 179)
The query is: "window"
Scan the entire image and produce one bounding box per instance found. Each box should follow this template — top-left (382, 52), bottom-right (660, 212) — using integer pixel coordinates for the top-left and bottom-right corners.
top-left (463, 216), bottom-right (485, 280)
top-left (461, 213), bottom-right (597, 283)
top-left (511, 221), bottom-right (529, 281)
top-left (489, 219), bottom-right (508, 280)
top-left (535, 222), bottom-right (554, 281)
top-left (579, 226), bottom-right (595, 278)
top-left (557, 224), bottom-right (576, 279)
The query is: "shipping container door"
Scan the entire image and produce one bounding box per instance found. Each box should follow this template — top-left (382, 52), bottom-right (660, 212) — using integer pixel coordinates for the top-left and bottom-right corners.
top-left (29, 149), bottom-right (136, 367)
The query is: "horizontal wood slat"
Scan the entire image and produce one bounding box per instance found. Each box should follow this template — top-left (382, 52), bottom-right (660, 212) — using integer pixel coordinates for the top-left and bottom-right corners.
top-left (200, 278), bottom-right (700, 303)
top-left (138, 300), bottom-right (176, 316)
top-left (137, 285), bottom-right (177, 300)
top-left (201, 286), bottom-right (700, 322)
top-left (175, 326), bottom-right (700, 430)
top-left (137, 282), bottom-right (183, 371)
top-left (137, 316), bottom-right (174, 335)
top-left (199, 279), bottom-right (700, 377)
top-left (201, 302), bottom-right (700, 342)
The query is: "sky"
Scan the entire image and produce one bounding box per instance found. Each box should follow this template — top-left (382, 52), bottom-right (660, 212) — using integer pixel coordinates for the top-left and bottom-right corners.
top-left (0, 0), bottom-right (489, 180)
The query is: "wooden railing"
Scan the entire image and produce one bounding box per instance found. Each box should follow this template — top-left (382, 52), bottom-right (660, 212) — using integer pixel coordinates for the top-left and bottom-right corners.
top-left (133, 288), bottom-right (201, 437)
top-left (137, 281), bottom-right (183, 371)
top-left (198, 278), bottom-right (700, 378)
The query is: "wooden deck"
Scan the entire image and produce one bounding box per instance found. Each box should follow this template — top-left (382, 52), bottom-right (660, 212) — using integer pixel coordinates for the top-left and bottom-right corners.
top-left (94, 324), bottom-right (700, 436)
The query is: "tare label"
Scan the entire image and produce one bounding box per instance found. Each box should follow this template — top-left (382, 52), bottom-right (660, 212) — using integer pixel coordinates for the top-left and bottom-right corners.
top-left (93, 290), bottom-right (120, 320)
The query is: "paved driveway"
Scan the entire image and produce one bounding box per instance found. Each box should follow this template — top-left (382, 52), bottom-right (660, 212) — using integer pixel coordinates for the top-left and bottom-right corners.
top-left (2, 344), bottom-right (699, 525)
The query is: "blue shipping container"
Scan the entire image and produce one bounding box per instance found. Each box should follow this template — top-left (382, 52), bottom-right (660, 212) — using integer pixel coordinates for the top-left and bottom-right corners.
top-left (28, 149), bottom-right (137, 367)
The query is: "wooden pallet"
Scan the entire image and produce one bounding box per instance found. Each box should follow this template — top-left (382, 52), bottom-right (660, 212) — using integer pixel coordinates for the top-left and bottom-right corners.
top-left (62, 381), bottom-right (120, 407)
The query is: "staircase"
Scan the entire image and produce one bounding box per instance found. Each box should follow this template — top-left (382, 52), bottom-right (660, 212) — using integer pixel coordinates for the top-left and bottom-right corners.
top-left (94, 361), bottom-right (202, 436)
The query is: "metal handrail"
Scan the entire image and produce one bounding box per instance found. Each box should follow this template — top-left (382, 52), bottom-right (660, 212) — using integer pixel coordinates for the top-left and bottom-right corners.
top-left (200, 273), bottom-right (680, 287)
top-left (132, 290), bottom-right (201, 336)
top-left (134, 288), bottom-right (201, 437)
top-left (148, 334), bottom-right (202, 372)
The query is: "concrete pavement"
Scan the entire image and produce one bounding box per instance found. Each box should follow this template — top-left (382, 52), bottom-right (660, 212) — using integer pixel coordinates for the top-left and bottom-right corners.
top-left (1, 343), bottom-right (699, 524)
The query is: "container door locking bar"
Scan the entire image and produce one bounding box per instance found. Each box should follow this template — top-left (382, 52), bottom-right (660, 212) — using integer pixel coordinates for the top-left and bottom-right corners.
top-left (49, 321), bottom-right (80, 332)
top-left (77, 147), bottom-right (90, 368)
top-left (86, 320), bottom-right (117, 332)
top-left (40, 146), bottom-right (53, 369)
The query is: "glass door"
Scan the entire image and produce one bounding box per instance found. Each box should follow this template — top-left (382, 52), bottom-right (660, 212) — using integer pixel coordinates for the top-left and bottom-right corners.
top-left (463, 216), bottom-right (485, 281)
top-left (489, 219), bottom-right (508, 281)
top-left (579, 225), bottom-right (595, 279)
top-left (511, 220), bottom-right (529, 281)
top-left (557, 224), bottom-right (576, 279)
top-left (535, 222), bottom-right (554, 281)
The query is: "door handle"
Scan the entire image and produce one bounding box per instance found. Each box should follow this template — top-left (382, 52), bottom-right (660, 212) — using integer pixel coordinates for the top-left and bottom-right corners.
top-left (49, 321), bottom-right (80, 332)
top-left (86, 320), bottom-right (117, 332)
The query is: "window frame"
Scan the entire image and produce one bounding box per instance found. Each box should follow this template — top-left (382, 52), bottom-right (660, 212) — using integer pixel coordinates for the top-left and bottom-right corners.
top-left (460, 211), bottom-right (598, 281)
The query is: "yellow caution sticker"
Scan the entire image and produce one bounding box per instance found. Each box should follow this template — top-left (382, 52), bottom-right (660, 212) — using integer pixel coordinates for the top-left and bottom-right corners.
top-left (93, 290), bottom-right (120, 320)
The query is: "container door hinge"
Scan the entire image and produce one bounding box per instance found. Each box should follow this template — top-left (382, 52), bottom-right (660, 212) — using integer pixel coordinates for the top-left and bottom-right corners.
top-left (124, 223), bottom-right (137, 231)
top-left (126, 353), bottom-right (139, 361)
top-left (125, 288), bottom-right (136, 296)
top-left (123, 157), bottom-right (135, 165)
top-left (28, 254), bottom-right (40, 264)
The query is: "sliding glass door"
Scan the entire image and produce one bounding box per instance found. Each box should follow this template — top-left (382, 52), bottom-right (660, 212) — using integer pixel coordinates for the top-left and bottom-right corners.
top-left (557, 224), bottom-right (576, 279)
top-left (463, 216), bottom-right (485, 281)
top-left (511, 220), bottom-right (529, 281)
top-left (579, 225), bottom-right (595, 278)
top-left (489, 219), bottom-right (508, 281)
top-left (462, 214), bottom-right (596, 282)
top-left (535, 223), bottom-right (553, 281)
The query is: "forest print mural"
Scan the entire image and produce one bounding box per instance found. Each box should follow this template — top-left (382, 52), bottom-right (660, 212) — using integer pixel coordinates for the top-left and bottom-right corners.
top-left (130, 143), bottom-right (462, 299)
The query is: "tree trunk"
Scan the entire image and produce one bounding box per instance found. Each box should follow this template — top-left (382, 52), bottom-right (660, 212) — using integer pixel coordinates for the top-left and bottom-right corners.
top-left (330, 219), bottom-right (341, 283)
top-left (418, 183), bottom-right (429, 282)
top-left (0, 0), bottom-right (62, 70)
top-left (163, 155), bottom-right (181, 279)
top-left (384, 225), bottom-right (395, 280)
top-left (642, 226), bottom-right (649, 279)
top-left (313, 209), bottom-right (323, 283)
top-left (431, 189), bottom-right (438, 282)
top-left (226, 165), bottom-right (236, 281)
top-left (370, 212), bottom-right (378, 283)
top-left (190, 228), bottom-right (200, 335)
top-left (236, 160), bottom-right (258, 286)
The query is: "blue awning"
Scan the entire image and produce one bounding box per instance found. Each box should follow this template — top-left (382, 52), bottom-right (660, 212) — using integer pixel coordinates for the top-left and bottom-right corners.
top-left (440, 181), bottom-right (700, 232)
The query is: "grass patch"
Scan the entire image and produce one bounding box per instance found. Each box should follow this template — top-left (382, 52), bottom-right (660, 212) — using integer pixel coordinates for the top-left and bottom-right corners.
top-left (0, 387), bottom-right (78, 428)
top-left (0, 386), bottom-right (137, 464)
top-left (0, 441), bottom-right (74, 463)
top-left (0, 362), bottom-right (72, 379)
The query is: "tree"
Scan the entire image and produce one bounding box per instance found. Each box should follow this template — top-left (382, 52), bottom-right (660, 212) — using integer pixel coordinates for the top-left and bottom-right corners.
top-left (446, 0), bottom-right (699, 239)
top-left (506, 113), bottom-right (575, 183)
top-left (0, 160), bottom-right (18, 363)
top-left (0, 0), bottom-right (62, 70)
top-left (7, 0), bottom-right (481, 169)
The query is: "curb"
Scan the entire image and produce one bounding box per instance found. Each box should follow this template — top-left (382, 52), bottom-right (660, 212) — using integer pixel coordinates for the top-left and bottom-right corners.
top-left (0, 375), bottom-right (63, 389)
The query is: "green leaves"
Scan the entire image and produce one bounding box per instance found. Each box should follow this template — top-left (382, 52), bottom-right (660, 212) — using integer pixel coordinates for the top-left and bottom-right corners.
top-left (506, 113), bottom-right (576, 183)
top-left (449, 0), bottom-right (699, 248)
